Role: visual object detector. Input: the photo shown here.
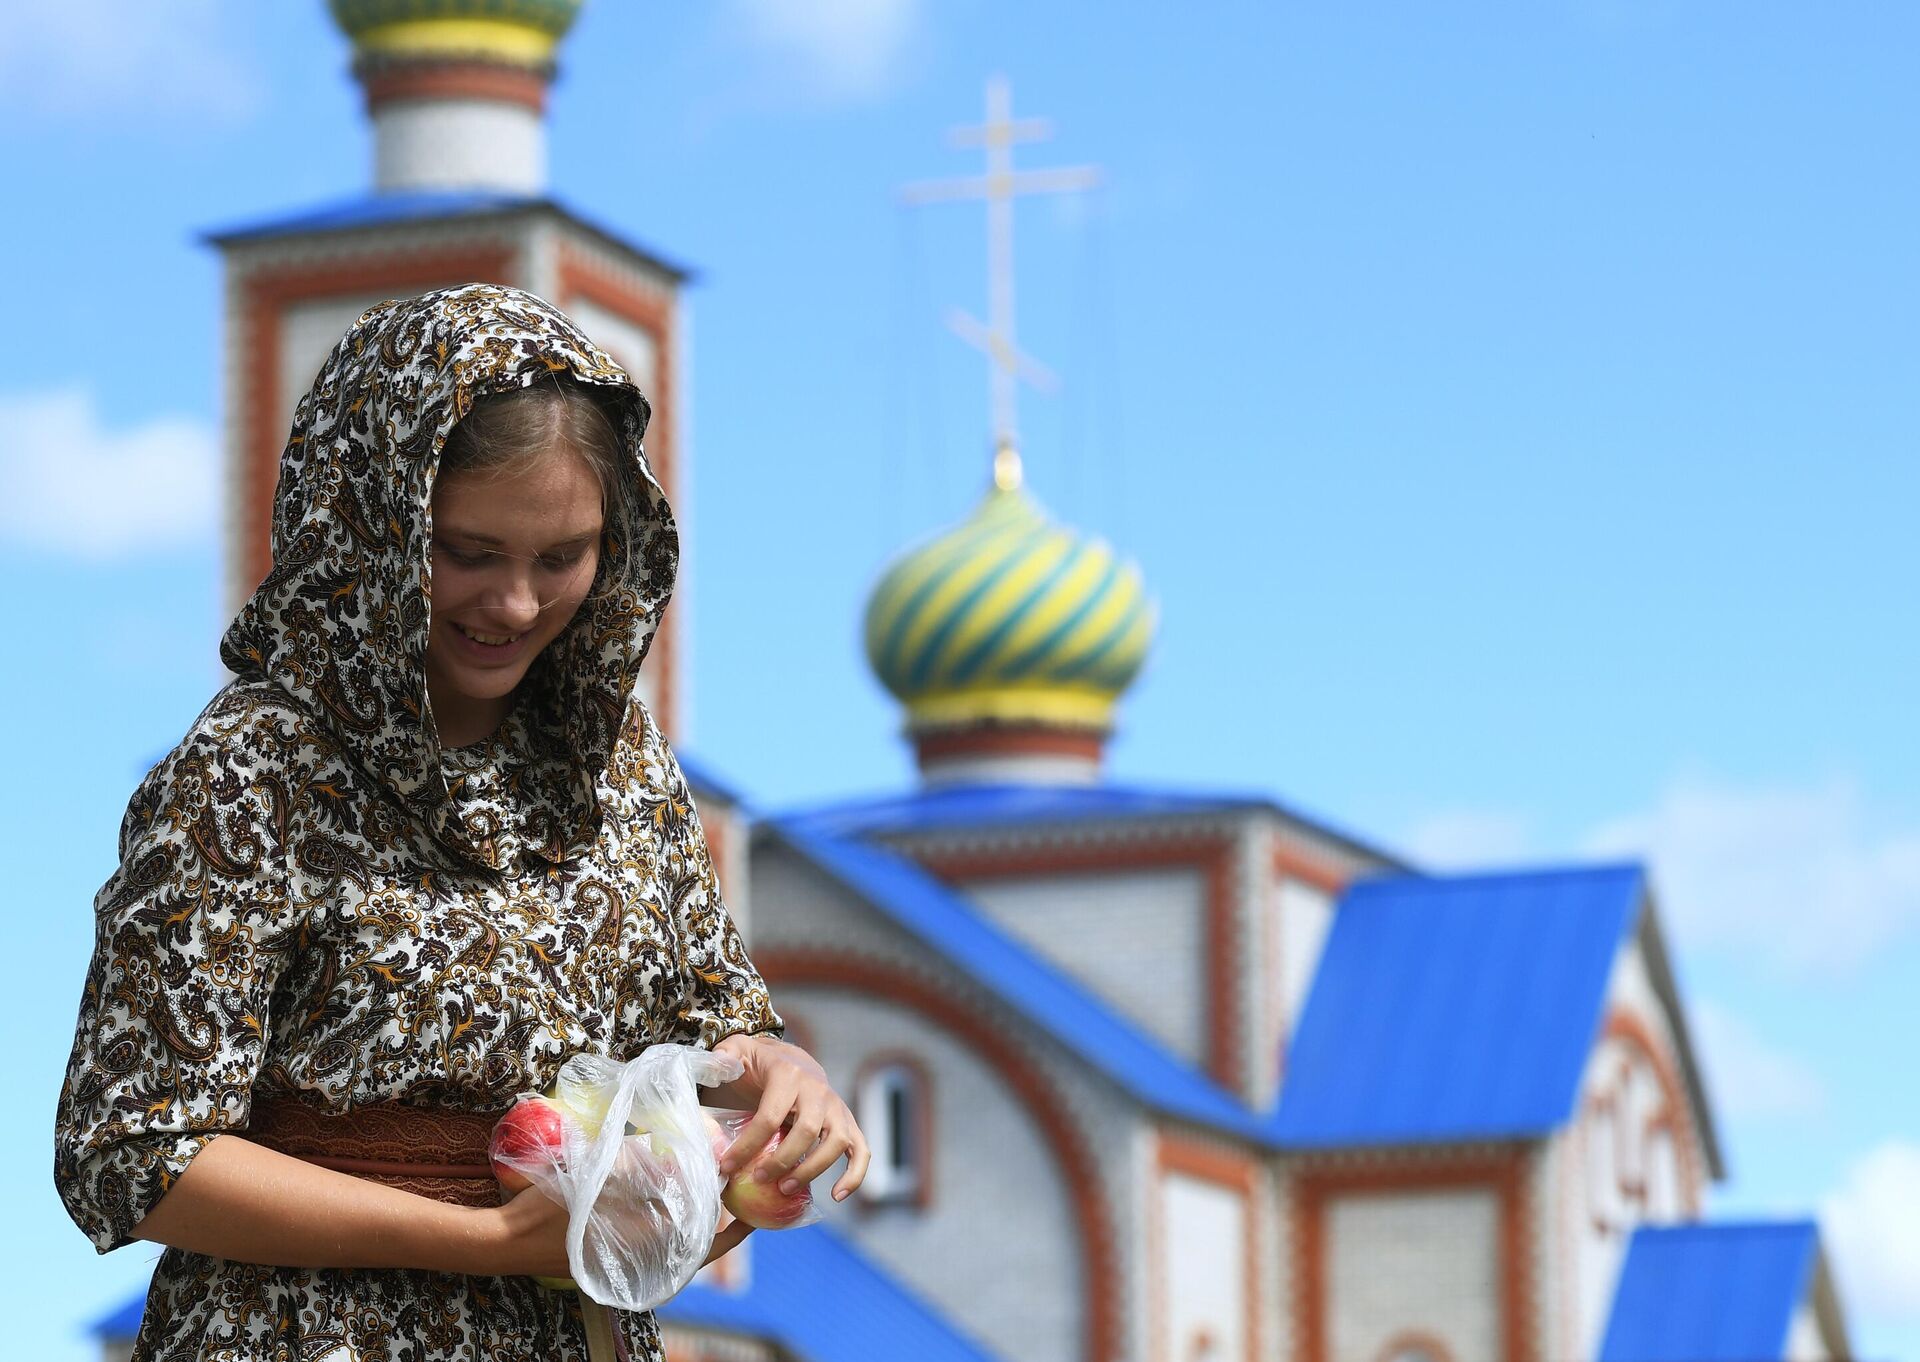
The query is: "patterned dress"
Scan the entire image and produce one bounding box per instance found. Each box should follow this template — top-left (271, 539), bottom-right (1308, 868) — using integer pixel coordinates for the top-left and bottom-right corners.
top-left (53, 285), bottom-right (783, 1361)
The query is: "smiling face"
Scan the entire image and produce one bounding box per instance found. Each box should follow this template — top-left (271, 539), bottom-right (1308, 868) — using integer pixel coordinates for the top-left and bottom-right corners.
top-left (425, 439), bottom-right (605, 749)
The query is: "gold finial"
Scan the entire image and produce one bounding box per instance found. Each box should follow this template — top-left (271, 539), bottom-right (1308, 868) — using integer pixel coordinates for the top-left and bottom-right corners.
top-left (992, 439), bottom-right (1023, 492)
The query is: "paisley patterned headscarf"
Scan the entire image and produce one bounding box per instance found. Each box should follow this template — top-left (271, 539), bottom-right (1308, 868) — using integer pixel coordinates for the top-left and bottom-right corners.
top-left (219, 283), bottom-right (675, 872)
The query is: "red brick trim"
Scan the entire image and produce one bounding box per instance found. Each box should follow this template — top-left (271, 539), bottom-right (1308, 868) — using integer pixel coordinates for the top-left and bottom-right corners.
top-left (914, 724), bottom-right (1107, 769)
top-left (1154, 1132), bottom-right (1261, 1362)
top-left (361, 60), bottom-right (549, 114)
top-left (1294, 1149), bottom-right (1535, 1362)
top-left (1598, 1009), bottom-right (1704, 1217)
top-left (237, 249), bottom-right (518, 596)
top-left (554, 243), bottom-right (678, 736)
top-left (851, 1049), bottom-right (935, 1212)
top-left (912, 836), bottom-right (1244, 1092)
top-left (1271, 843), bottom-right (1348, 896)
top-left (553, 247), bottom-right (675, 500)
top-left (1372, 1328), bottom-right (1457, 1362)
top-left (754, 948), bottom-right (1120, 1362)
top-left (1582, 1088), bottom-right (1621, 1236)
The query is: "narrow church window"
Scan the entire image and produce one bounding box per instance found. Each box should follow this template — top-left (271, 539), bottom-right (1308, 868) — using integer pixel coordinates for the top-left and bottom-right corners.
top-left (856, 1057), bottom-right (927, 1204)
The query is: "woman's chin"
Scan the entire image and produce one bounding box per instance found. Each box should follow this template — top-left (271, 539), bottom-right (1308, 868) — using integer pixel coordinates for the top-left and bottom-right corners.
top-left (427, 663), bottom-right (535, 745)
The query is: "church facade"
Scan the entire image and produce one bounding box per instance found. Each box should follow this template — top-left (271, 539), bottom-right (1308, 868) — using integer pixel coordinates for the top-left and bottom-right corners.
top-left (91, 4), bottom-right (1855, 1360)
top-left (657, 456), bottom-right (1852, 1362)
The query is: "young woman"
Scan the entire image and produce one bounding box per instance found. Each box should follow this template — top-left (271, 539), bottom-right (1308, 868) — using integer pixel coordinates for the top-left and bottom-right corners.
top-left (54, 283), bottom-right (867, 1360)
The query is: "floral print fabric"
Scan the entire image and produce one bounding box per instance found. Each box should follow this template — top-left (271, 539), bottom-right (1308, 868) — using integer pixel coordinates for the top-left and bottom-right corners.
top-left (54, 284), bottom-right (782, 1360)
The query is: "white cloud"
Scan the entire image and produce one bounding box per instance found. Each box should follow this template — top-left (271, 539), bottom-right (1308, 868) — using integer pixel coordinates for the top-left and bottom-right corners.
top-left (1584, 775), bottom-right (1920, 975)
top-left (1402, 808), bottom-right (1534, 869)
top-left (1823, 1141), bottom-right (1920, 1321)
top-left (1401, 774), bottom-right (1920, 974)
top-left (0, 0), bottom-right (260, 121)
top-left (0, 389), bottom-right (218, 559)
top-left (724, 0), bottom-right (924, 104)
top-left (1687, 998), bottom-right (1825, 1120)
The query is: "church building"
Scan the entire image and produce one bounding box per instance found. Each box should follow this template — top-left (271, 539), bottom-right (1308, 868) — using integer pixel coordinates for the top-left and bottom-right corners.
top-left (92, 4), bottom-right (1856, 1360)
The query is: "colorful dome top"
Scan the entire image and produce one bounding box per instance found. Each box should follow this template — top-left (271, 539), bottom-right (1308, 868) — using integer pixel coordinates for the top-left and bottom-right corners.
top-left (330, 0), bottom-right (584, 64)
top-left (864, 446), bottom-right (1155, 734)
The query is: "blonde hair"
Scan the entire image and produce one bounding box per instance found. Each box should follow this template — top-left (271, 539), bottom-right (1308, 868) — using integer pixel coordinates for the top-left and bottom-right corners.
top-left (438, 377), bottom-right (637, 598)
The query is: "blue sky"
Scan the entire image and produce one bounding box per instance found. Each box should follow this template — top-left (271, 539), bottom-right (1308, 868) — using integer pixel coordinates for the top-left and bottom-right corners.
top-left (3, 2), bottom-right (1915, 1358)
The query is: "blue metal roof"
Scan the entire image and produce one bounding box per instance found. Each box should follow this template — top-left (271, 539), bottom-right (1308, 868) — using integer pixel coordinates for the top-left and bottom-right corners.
top-left (206, 189), bottom-right (541, 241)
top-left (1273, 864), bottom-right (1645, 1145)
top-left (1600, 1221), bottom-right (1818, 1362)
top-left (660, 1222), bottom-right (1002, 1362)
top-left (677, 750), bottom-right (749, 810)
top-left (778, 826), bottom-right (1661, 1150)
top-left (771, 820), bottom-right (1275, 1139)
top-left (203, 192), bottom-right (692, 280)
top-left (778, 781), bottom-right (1403, 867)
top-left (89, 1289), bottom-right (146, 1342)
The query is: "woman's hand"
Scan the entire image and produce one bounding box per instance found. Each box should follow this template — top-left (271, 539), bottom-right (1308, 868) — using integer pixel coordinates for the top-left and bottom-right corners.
top-left (488, 1181), bottom-right (574, 1279)
top-left (495, 1172), bottom-right (753, 1278)
top-left (711, 1033), bottom-right (870, 1204)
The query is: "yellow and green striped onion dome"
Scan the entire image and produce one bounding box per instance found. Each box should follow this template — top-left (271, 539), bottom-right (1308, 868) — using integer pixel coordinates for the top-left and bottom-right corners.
top-left (330, 0), bottom-right (584, 64)
top-left (865, 464), bottom-right (1155, 734)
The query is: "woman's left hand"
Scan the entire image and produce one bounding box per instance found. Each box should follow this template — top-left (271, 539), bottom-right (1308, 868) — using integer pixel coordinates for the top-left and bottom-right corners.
top-left (711, 1033), bottom-right (870, 1204)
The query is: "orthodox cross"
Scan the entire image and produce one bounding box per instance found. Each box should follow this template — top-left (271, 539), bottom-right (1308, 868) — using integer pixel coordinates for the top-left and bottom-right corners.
top-left (900, 75), bottom-right (1100, 473)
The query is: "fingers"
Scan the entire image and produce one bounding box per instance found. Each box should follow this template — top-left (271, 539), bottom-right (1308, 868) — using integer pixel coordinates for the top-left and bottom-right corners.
top-left (756, 1099), bottom-right (872, 1204)
top-left (752, 1094), bottom-right (830, 1187)
top-left (831, 1125), bottom-right (872, 1204)
top-left (701, 1218), bottom-right (754, 1267)
top-left (767, 1105), bottom-right (847, 1189)
top-left (711, 1053), bottom-right (874, 1205)
top-left (718, 1069), bottom-right (801, 1175)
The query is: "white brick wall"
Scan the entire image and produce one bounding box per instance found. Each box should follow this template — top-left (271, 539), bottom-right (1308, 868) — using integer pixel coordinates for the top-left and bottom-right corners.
top-left (774, 983), bottom-right (1082, 1362)
top-left (1160, 1170), bottom-right (1249, 1362)
top-left (1272, 1171), bottom-right (1300, 1362)
top-left (1785, 1299), bottom-right (1828, 1362)
top-left (1326, 1187), bottom-right (1501, 1362)
top-left (961, 867), bottom-right (1209, 1066)
top-left (278, 293), bottom-right (394, 447)
top-left (372, 100), bottom-right (546, 194)
top-left (751, 840), bottom-right (1148, 1362)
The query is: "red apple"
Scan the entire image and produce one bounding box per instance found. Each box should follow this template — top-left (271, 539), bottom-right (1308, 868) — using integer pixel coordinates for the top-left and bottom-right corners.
top-left (718, 1125), bottom-right (816, 1229)
top-left (491, 1096), bottom-right (566, 1193)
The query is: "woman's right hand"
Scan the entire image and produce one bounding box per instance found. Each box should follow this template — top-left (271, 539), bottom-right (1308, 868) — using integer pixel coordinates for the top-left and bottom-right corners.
top-left (486, 1182), bottom-right (574, 1280)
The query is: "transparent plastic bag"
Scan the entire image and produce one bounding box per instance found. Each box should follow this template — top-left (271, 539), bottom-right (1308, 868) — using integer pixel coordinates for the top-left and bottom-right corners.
top-left (489, 1044), bottom-right (745, 1310)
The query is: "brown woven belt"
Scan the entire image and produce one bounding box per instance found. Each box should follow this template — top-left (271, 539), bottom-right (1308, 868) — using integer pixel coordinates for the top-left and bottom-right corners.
top-left (246, 1093), bottom-right (509, 1208)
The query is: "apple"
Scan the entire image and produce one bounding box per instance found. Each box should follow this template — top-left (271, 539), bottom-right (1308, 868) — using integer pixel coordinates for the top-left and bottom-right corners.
top-left (490, 1096), bottom-right (567, 1192)
top-left (715, 1122), bottom-right (816, 1230)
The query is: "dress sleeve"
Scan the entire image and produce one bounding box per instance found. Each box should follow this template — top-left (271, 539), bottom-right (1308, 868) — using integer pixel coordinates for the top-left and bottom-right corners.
top-left (53, 727), bottom-right (300, 1253)
top-left (643, 720), bottom-right (784, 1052)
